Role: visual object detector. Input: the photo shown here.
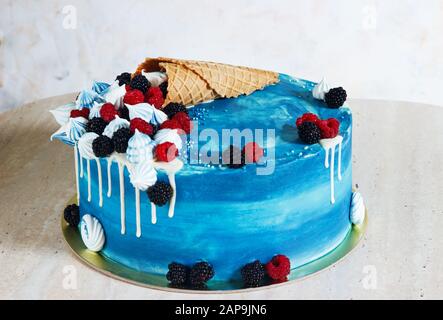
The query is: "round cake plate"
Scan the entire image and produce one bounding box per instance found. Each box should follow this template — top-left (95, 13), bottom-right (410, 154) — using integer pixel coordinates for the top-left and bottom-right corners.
top-left (62, 196), bottom-right (368, 293)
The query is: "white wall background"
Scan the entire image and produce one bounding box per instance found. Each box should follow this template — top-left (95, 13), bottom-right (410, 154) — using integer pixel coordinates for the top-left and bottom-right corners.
top-left (0, 0), bottom-right (442, 111)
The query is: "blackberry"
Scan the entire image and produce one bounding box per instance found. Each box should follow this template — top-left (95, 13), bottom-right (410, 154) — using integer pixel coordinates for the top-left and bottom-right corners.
top-left (162, 103), bottom-right (188, 119)
top-left (118, 105), bottom-right (130, 121)
top-left (63, 204), bottom-right (80, 227)
top-left (189, 262), bottom-right (214, 286)
top-left (241, 260), bottom-right (265, 288)
top-left (222, 145), bottom-right (245, 169)
top-left (92, 135), bottom-right (114, 157)
top-left (86, 117), bottom-right (107, 135)
top-left (147, 181), bottom-right (173, 206)
top-left (159, 81), bottom-right (168, 98)
top-left (112, 127), bottom-right (132, 153)
top-left (115, 72), bottom-right (131, 86)
top-left (151, 124), bottom-right (160, 138)
top-left (298, 121), bottom-right (321, 144)
top-left (324, 87), bottom-right (347, 108)
top-left (166, 262), bottom-right (189, 286)
top-left (130, 74), bottom-right (150, 93)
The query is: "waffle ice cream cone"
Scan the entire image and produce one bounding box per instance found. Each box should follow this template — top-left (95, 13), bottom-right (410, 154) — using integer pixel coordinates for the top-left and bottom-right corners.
top-left (135, 57), bottom-right (279, 107)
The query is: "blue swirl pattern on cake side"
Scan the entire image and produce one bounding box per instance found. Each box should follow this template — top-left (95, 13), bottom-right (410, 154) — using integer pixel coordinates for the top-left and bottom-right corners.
top-left (78, 74), bottom-right (353, 281)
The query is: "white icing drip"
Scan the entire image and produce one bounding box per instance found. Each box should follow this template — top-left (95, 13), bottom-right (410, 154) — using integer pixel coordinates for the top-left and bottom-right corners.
top-left (107, 158), bottom-right (112, 197)
top-left (96, 159), bottom-right (103, 207)
top-left (135, 188), bottom-right (141, 238)
top-left (87, 159), bottom-right (91, 202)
top-left (167, 173), bottom-right (176, 218)
top-left (151, 202), bottom-right (157, 224)
top-left (118, 162), bottom-right (126, 235)
top-left (74, 145), bottom-right (80, 205)
top-left (319, 135), bottom-right (343, 204)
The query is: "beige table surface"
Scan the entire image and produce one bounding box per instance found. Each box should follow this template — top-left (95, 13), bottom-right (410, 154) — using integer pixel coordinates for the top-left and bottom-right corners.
top-left (0, 95), bottom-right (442, 299)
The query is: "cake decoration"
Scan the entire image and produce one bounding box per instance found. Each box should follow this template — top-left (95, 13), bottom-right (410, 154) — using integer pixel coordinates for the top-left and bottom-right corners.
top-left (50, 116), bottom-right (87, 146)
top-left (145, 87), bottom-right (165, 108)
top-left (70, 108), bottom-right (90, 120)
top-left (241, 260), bottom-right (266, 288)
top-left (129, 118), bottom-right (154, 136)
top-left (350, 191), bottom-right (365, 226)
top-left (126, 102), bottom-right (168, 125)
top-left (88, 103), bottom-right (102, 119)
top-left (162, 102), bottom-right (188, 119)
top-left (115, 72), bottom-right (131, 86)
top-left (141, 71), bottom-right (167, 87)
top-left (99, 103), bottom-right (118, 123)
top-left (112, 127), bottom-right (132, 153)
top-left (129, 74), bottom-right (150, 93)
top-left (76, 89), bottom-right (105, 109)
top-left (123, 89), bottom-right (144, 105)
top-left (49, 102), bottom-right (76, 126)
top-left (104, 81), bottom-right (127, 109)
top-left (92, 135), bottom-right (114, 158)
top-left (63, 204), bottom-right (80, 227)
top-left (86, 117), bottom-right (107, 135)
top-left (147, 181), bottom-right (173, 207)
top-left (312, 77), bottom-right (330, 100)
top-left (103, 115), bottom-right (130, 138)
top-left (324, 87), bottom-right (347, 108)
top-left (297, 121), bottom-right (322, 144)
top-left (154, 128), bottom-right (183, 151)
top-left (155, 142), bottom-right (178, 162)
top-left (92, 81), bottom-right (110, 96)
top-left (319, 135), bottom-right (343, 204)
top-left (166, 262), bottom-right (190, 288)
top-left (189, 261), bottom-right (215, 288)
top-left (126, 129), bottom-right (155, 164)
top-left (265, 254), bottom-right (291, 282)
top-left (80, 214), bottom-right (105, 252)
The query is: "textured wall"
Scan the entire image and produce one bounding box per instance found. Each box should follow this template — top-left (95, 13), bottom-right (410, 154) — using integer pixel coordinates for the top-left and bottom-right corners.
top-left (0, 0), bottom-right (442, 111)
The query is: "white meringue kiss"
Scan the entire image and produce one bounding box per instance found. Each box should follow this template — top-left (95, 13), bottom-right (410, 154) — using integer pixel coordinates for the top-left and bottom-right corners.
top-left (103, 115), bottom-right (130, 138)
top-left (154, 128), bottom-right (183, 151)
top-left (78, 132), bottom-right (99, 160)
top-left (129, 162), bottom-right (157, 191)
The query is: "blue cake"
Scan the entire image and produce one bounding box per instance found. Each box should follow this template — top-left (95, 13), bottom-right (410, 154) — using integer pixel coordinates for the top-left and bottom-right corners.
top-left (51, 57), bottom-right (366, 289)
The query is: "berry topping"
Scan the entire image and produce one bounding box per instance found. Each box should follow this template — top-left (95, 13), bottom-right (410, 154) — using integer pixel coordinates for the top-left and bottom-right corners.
top-left (145, 87), bottom-right (165, 108)
top-left (92, 135), bottom-right (114, 158)
top-left (172, 112), bottom-right (192, 134)
top-left (160, 119), bottom-right (182, 131)
top-left (324, 87), bottom-right (347, 108)
top-left (189, 262), bottom-right (215, 286)
top-left (317, 118), bottom-right (340, 139)
top-left (162, 102), bottom-right (188, 119)
top-left (123, 89), bottom-right (145, 105)
top-left (155, 142), bottom-right (178, 162)
top-left (166, 262), bottom-right (189, 286)
top-left (159, 81), bottom-right (168, 98)
top-left (99, 103), bottom-right (117, 123)
top-left (298, 121), bottom-right (322, 145)
top-left (147, 181), bottom-right (173, 206)
top-left (222, 145), bottom-right (245, 169)
top-left (129, 118), bottom-right (153, 135)
top-left (296, 112), bottom-right (319, 128)
top-left (70, 108), bottom-right (90, 119)
top-left (130, 74), bottom-right (150, 93)
top-left (242, 142), bottom-right (264, 164)
top-left (241, 260), bottom-right (265, 288)
top-left (118, 105), bottom-right (130, 121)
top-left (115, 72), bottom-right (131, 86)
top-left (86, 117), bottom-right (107, 135)
top-left (265, 254), bottom-right (291, 281)
top-left (112, 127), bottom-right (132, 153)
top-left (63, 204), bottom-right (80, 227)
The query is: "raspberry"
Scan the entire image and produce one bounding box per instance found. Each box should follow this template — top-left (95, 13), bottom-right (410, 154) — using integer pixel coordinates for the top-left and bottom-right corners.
top-left (189, 262), bottom-right (214, 286)
top-left (63, 204), bottom-right (80, 227)
top-left (324, 87), bottom-right (347, 108)
top-left (160, 119), bottom-right (182, 131)
top-left (222, 145), bottom-right (245, 169)
top-left (92, 135), bottom-right (114, 158)
top-left (115, 72), bottom-right (131, 86)
top-left (265, 255), bottom-right (291, 281)
top-left (241, 260), bottom-right (265, 288)
top-left (130, 74), bottom-right (150, 93)
top-left (296, 113), bottom-right (320, 128)
top-left (86, 117), bottom-right (107, 135)
top-left (298, 121), bottom-right (321, 144)
top-left (172, 112), bottom-right (192, 134)
top-left (317, 118), bottom-right (340, 139)
top-left (162, 103), bottom-right (187, 119)
top-left (70, 108), bottom-right (90, 119)
top-left (99, 103), bottom-right (117, 122)
top-left (155, 142), bottom-right (178, 162)
top-left (145, 87), bottom-right (165, 108)
top-left (129, 118), bottom-right (153, 135)
top-left (123, 89), bottom-right (144, 105)
top-left (147, 181), bottom-right (173, 206)
top-left (166, 262), bottom-right (189, 286)
top-left (242, 142), bottom-right (264, 163)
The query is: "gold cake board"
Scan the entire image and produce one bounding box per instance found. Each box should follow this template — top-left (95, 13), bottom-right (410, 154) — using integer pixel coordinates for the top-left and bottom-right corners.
top-left (62, 196), bottom-right (368, 293)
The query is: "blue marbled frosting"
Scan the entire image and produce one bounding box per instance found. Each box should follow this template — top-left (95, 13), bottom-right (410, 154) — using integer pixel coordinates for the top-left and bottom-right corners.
top-left (78, 74), bottom-right (353, 281)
